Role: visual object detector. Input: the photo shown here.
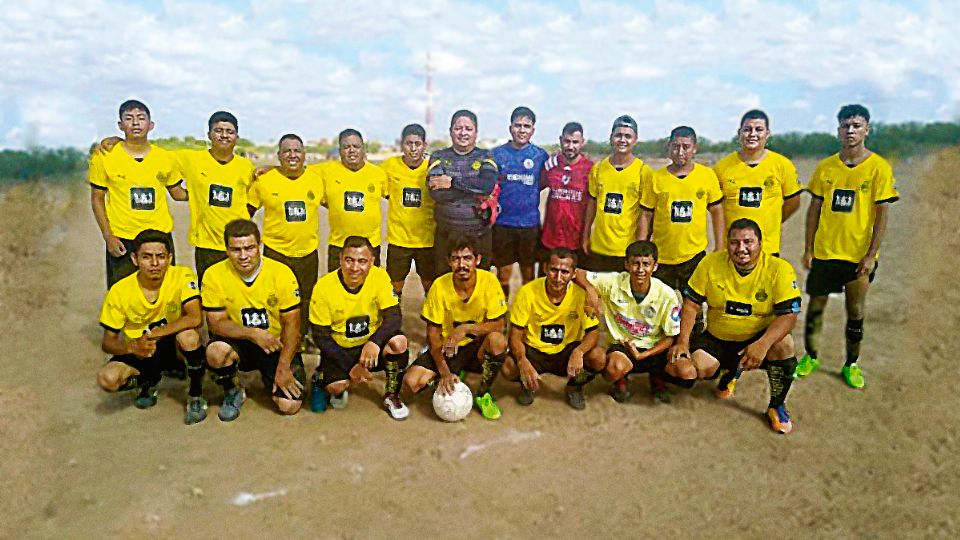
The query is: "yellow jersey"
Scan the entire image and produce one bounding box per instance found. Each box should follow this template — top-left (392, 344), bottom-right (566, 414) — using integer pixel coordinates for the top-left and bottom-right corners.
top-left (714, 151), bottom-right (802, 255)
top-left (587, 157), bottom-right (651, 256)
top-left (247, 168), bottom-right (325, 258)
top-left (309, 266), bottom-right (399, 348)
top-left (510, 278), bottom-right (598, 355)
top-left (422, 270), bottom-right (507, 346)
top-left (686, 251), bottom-right (801, 342)
top-left (177, 149), bottom-right (256, 250)
top-left (99, 265), bottom-right (200, 340)
top-left (201, 258), bottom-right (301, 338)
top-left (380, 156), bottom-right (434, 248)
top-left (314, 161), bottom-right (387, 248)
top-left (586, 272), bottom-right (680, 350)
top-left (88, 144), bottom-right (181, 238)
top-left (807, 153), bottom-right (899, 263)
top-left (640, 163), bottom-right (723, 265)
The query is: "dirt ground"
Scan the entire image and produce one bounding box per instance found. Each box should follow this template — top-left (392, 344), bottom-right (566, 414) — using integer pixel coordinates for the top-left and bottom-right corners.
top-left (0, 152), bottom-right (957, 539)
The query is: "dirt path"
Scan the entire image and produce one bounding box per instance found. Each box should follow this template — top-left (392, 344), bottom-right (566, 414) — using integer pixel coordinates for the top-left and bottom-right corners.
top-left (0, 153), bottom-right (956, 539)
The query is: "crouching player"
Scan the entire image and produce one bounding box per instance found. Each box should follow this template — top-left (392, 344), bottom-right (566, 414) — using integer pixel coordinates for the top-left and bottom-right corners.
top-left (669, 218), bottom-right (802, 434)
top-left (96, 229), bottom-right (207, 424)
top-left (402, 238), bottom-right (509, 420)
top-left (308, 236), bottom-right (410, 420)
top-left (202, 219), bottom-right (306, 421)
top-left (500, 249), bottom-right (600, 410)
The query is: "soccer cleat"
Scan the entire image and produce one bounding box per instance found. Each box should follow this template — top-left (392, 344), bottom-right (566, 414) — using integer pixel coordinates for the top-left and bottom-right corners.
top-left (184, 396), bottom-right (208, 425)
top-left (566, 387), bottom-right (587, 410)
top-left (330, 390), bottom-right (349, 409)
top-left (609, 378), bottom-right (631, 403)
top-left (516, 386), bottom-right (535, 406)
top-left (134, 386), bottom-right (158, 409)
top-left (842, 363), bottom-right (866, 389)
top-left (767, 405), bottom-right (794, 434)
top-left (474, 392), bottom-right (502, 420)
top-left (309, 375), bottom-right (328, 413)
top-left (651, 376), bottom-right (671, 404)
top-left (795, 354), bottom-right (820, 378)
top-left (218, 388), bottom-right (246, 422)
top-left (383, 393), bottom-right (410, 420)
top-left (715, 376), bottom-right (738, 400)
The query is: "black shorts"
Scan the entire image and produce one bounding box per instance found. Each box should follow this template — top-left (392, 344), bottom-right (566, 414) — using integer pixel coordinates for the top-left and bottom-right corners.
top-left (108, 335), bottom-right (183, 386)
top-left (327, 244), bottom-right (381, 275)
top-left (654, 251), bottom-right (706, 292)
top-left (194, 247), bottom-right (227, 285)
top-left (582, 252), bottom-right (623, 273)
top-left (523, 342), bottom-right (581, 377)
top-left (806, 258), bottom-right (878, 296)
top-left (692, 331), bottom-right (767, 372)
top-left (433, 225), bottom-right (493, 274)
top-left (606, 344), bottom-right (668, 374)
top-left (412, 339), bottom-right (484, 375)
top-left (318, 334), bottom-right (405, 386)
top-left (492, 225), bottom-right (540, 268)
top-left (264, 246), bottom-right (318, 333)
top-left (386, 244), bottom-right (437, 283)
top-left (105, 232), bottom-right (175, 289)
top-left (216, 337), bottom-right (307, 399)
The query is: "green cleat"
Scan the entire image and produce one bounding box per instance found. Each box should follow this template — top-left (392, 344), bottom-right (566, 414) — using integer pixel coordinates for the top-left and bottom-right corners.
top-left (474, 392), bottom-right (502, 420)
top-left (842, 363), bottom-right (865, 389)
top-left (795, 354), bottom-right (820, 378)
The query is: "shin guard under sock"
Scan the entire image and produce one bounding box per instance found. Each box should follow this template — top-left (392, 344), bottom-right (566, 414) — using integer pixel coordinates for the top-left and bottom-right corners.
top-left (765, 357), bottom-right (797, 408)
top-left (845, 318), bottom-right (864, 366)
top-left (479, 352), bottom-right (507, 395)
top-left (804, 308), bottom-right (824, 359)
top-left (384, 352), bottom-right (408, 395)
top-left (182, 346), bottom-right (207, 398)
top-left (210, 364), bottom-right (239, 392)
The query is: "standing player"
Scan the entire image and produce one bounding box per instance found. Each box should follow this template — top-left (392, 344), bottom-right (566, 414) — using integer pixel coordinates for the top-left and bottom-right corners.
top-left (247, 134), bottom-right (324, 342)
top-left (500, 249), bottom-right (601, 410)
top-left (309, 236), bottom-right (410, 420)
top-left (714, 110), bottom-right (803, 256)
top-left (313, 129), bottom-right (387, 271)
top-left (381, 124), bottom-right (436, 296)
top-left (90, 100), bottom-right (187, 288)
top-left (202, 219), bottom-right (306, 420)
top-left (669, 219), bottom-right (802, 434)
top-left (402, 239), bottom-right (509, 420)
top-left (96, 230), bottom-right (207, 425)
top-left (798, 104), bottom-right (899, 389)
top-left (582, 115), bottom-right (652, 272)
top-left (427, 110), bottom-right (499, 273)
top-left (492, 106), bottom-right (549, 296)
top-left (540, 122), bottom-right (593, 263)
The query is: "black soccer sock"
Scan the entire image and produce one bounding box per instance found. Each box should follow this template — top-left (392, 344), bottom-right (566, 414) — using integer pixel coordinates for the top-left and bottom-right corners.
top-left (210, 364), bottom-right (238, 392)
top-left (384, 352), bottom-right (408, 395)
top-left (182, 346), bottom-right (206, 398)
top-left (765, 357), bottom-right (797, 408)
top-left (117, 375), bottom-right (140, 392)
top-left (845, 318), bottom-right (864, 366)
top-left (568, 365), bottom-right (600, 388)
top-left (717, 367), bottom-right (739, 391)
top-left (479, 351), bottom-right (507, 395)
top-left (804, 307), bottom-right (824, 359)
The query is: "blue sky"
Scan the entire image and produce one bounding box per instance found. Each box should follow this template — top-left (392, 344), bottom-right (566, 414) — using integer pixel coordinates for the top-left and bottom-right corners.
top-left (1, 0), bottom-right (957, 149)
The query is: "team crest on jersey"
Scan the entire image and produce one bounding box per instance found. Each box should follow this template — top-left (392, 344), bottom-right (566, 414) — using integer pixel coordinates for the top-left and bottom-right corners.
top-left (523, 158), bottom-right (534, 170)
top-left (166, 302), bottom-right (178, 313)
top-left (696, 188), bottom-right (706, 200)
top-left (644, 305), bottom-right (657, 318)
top-left (755, 289), bottom-right (768, 302)
top-left (670, 306), bottom-right (681, 322)
top-left (367, 183), bottom-right (376, 194)
top-left (294, 288), bottom-right (301, 298)
top-left (567, 311), bottom-right (579, 321)
top-left (188, 281), bottom-right (199, 290)
top-left (156, 171), bottom-right (165, 182)
top-left (267, 294), bottom-right (279, 307)
top-left (471, 160), bottom-right (481, 170)
top-left (763, 177), bottom-right (775, 188)
top-left (307, 190), bottom-right (315, 200)
top-left (561, 173), bottom-right (571, 185)
top-left (859, 180), bottom-right (871, 193)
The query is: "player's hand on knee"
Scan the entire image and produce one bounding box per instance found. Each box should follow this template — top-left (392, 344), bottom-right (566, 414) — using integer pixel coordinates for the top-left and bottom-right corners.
top-left (128, 332), bottom-right (157, 358)
top-left (668, 342), bottom-right (690, 364)
top-left (518, 359), bottom-right (541, 392)
top-left (251, 329), bottom-right (282, 354)
top-left (738, 342), bottom-right (768, 370)
top-left (273, 363), bottom-right (303, 399)
top-left (360, 342), bottom-right (381, 369)
top-left (567, 350), bottom-right (584, 378)
top-left (349, 363), bottom-right (373, 385)
top-left (442, 334), bottom-right (461, 358)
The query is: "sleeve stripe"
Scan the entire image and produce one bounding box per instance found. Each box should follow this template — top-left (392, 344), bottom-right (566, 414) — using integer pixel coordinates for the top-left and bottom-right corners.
top-left (773, 297), bottom-right (802, 315)
top-left (708, 197), bottom-right (724, 207)
top-left (181, 294), bottom-right (201, 307)
top-left (279, 304), bottom-right (300, 313)
top-left (639, 203), bottom-right (654, 211)
top-left (682, 286), bottom-right (706, 304)
top-left (202, 306), bottom-right (226, 312)
top-left (809, 193), bottom-right (824, 200)
top-left (583, 324), bottom-right (599, 333)
top-left (99, 322), bottom-right (122, 333)
top-left (90, 183), bottom-right (108, 190)
top-left (875, 196), bottom-right (899, 204)
top-left (783, 190), bottom-right (803, 200)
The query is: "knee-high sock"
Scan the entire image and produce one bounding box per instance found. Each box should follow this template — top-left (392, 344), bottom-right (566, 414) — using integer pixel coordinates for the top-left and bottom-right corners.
top-left (765, 358), bottom-right (796, 408)
top-left (384, 352), bottom-right (408, 395)
top-left (182, 346), bottom-right (206, 398)
top-left (210, 363), bottom-right (238, 392)
top-left (479, 352), bottom-right (507, 395)
top-left (804, 306), bottom-right (824, 359)
top-left (845, 318), bottom-right (864, 366)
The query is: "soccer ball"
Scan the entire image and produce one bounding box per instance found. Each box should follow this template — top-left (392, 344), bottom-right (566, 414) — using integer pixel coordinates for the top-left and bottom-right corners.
top-left (432, 381), bottom-right (473, 422)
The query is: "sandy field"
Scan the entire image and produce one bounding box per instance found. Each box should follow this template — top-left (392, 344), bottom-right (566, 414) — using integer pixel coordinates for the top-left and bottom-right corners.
top-left (0, 152), bottom-right (957, 539)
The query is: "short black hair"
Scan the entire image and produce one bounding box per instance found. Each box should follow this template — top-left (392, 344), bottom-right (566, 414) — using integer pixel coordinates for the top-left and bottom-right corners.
top-left (339, 128), bottom-right (363, 144)
top-left (838, 104), bottom-right (871, 124)
top-left (625, 240), bottom-right (658, 262)
top-left (119, 99), bottom-right (150, 120)
top-left (511, 106), bottom-right (536, 124)
top-left (401, 123), bottom-right (426, 141)
top-left (208, 111), bottom-right (238, 131)
top-left (341, 235), bottom-right (375, 256)
top-left (611, 114), bottom-right (638, 135)
top-left (669, 126), bottom-right (697, 144)
top-left (448, 236), bottom-right (480, 258)
top-left (278, 133), bottom-right (303, 148)
top-left (132, 229), bottom-right (172, 254)
top-left (450, 109), bottom-right (478, 129)
top-left (728, 218), bottom-right (762, 242)
top-left (740, 109), bottom-right (769, 129)
top-left (224, 219), bottom-right (261, 245)
top-left (561, 122), bottom-right (583, 137)
top-left (546, 248), bottom-right (578, 268)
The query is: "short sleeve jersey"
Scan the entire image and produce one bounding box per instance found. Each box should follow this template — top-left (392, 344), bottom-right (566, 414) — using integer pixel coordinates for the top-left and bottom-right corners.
top-left (541, 154), bottom-right (594, 250)
top-left (99, 266), bottom-right (200, 340)
top-left (314, 161), bottom-right (387, 248)
top-left (640, 163), bottom-right (724, 265)
top-left (88, 144), bottom-right (181, 238)
top-left (308, 266), bottom-right (399, 348)
top-left (247, 168), bottom-right (325, 258)
top-left (510, 278), bottom-right (599, 355)
top-left (492, 143), bottom-right (549, 228)
top-left (685, 251), bottom-right (802, 342)
top-left (588, 157), bottom-right (651, 257)
top-left (714, 151), bottom-right (802, 255)
top-left (177, 149), bottom-right (256, 250)
top-left (586, 272), bottom-right (680, 349)
top-left (807, 153), bottom-right (899, 263)
top-left (421, 270), bottom-right (508, 346)
top-left (201, 258), bottom-right (301, 338)
top-left (380, 156), bottom-right (434, 248)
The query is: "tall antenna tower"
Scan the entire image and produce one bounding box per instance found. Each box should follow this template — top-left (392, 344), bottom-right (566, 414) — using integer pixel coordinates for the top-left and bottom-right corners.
top-left (425, 52), bottom-right (434, 140)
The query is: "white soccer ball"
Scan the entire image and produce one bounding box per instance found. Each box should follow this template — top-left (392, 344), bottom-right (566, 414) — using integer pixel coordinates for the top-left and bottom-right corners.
top-left (432, 381), bottom-right (473, 422)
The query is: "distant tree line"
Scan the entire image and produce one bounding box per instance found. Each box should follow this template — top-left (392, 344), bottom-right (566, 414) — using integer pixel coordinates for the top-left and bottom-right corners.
top-left (0, 148), bottom-right (87, 183)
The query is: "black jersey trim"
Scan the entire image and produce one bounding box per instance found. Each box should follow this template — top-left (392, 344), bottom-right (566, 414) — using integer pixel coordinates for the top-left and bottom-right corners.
top-left (99, 322), bottom-right (122, 333)
top-left (875, 196), bottom-right (900, 204)
top-left (682, 286), bottom-right (706, 304)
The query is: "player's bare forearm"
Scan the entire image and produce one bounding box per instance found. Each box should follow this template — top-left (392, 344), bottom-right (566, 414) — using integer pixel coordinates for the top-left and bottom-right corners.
top-left (804, 198), bottom-right (822, 253)
top-left (167, 184), bottom-right (188, 201)
top-left (709, 204), bottom-right (726, 250)
top-left (101, 330), bottom-right (129, 356)
top-left (676, 298), bottom-right (699, 347)
top-left (460, 317), bottom-right (504, 340)
top-left (278, 309), bottom-right (301, 367)
top-left (427, 325), bottom-right (451, 375)
top-left (90, 189), bottom-right (113, 240)
top-left (642, 335), bottom-right (675, 360)
top-left (637, 209), bottom-right (653, 240)
top-left (148, 299), bottom-right (201, 339)
top-left (865, 203), bottom-right (890, 259)
top-left (206, 311), bottom-right (256, 342)
top-left (576, 328), bottom-right (599, 355)
top-left (509, 326), bottom-right (527, 365)
top-left (781, 194), bottom-right (801, 222)
top-left (756, 313), bottom-right (798, 352)
top-left (582, 198), bottom-right (596, 249)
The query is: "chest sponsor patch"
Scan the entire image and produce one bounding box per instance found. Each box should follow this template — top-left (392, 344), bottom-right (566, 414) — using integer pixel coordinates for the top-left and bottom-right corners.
top-left (670, 201), bottom-right (693, 223)
top-left (284, 201), bottom-right (307, 222)
top-left (345, 315), bottom-right (370, 339)
top-left (725, 301), bottom-right (753, 317)
top-left (603, 193), bottom-right (623, 214)
top-left (540, 324), bottom-right (565, 345)
top-left (344, 191), bottom-right (365, 212)
top-left (240, 307), bottom-right (270, 329)
top-left (130, 187), bottom-right (156, 210)
top-left (738, 187), bottom-right (763, 208)
top-left (831, 189), bottom-right (855, 212)
top-left (402, 187), bottom-right (422, 208)
top-left (208, 184), bottom-right (233, 208)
